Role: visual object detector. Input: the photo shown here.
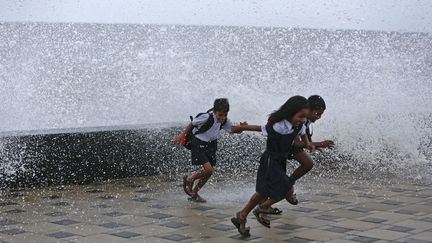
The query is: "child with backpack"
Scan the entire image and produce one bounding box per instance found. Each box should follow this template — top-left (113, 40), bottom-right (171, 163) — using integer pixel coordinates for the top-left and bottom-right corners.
top-left (175, 98), bottom-right (245, 203)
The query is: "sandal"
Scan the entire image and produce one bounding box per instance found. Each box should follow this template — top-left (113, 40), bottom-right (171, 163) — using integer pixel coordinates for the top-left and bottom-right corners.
top-left (286, 193), bottom-right (298, 205)
top-left (268, 207), bottom-right (283, 215)
top-left (182, 175), bottom-right (194, 196)
top-left (231, 212), bottom-right (250, 237)
top-left (252, 206), bottom-right (271, 228)
top-left (188, 193), bottom-right (207, 203)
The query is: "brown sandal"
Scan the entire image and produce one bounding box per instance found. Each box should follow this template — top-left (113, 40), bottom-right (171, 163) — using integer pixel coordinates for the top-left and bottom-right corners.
top-left (231, 212), bottom-right (250, 237)
top-left (182, 175), bottom-right (194, 196)
top-left (252, 206), bottom-right (271, 228)
top-left (268, 207), bottom-right (283, 215)
top-left (188, 193), bottom-right (207, 203)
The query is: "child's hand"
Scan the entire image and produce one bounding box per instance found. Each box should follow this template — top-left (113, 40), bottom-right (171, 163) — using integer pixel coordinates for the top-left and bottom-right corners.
top-left (319, 140), bottom-right (335, 149)
top-left (230, 125), bottom-right (243, 134)
top-left (231, 121), bottom-right (248, 133)
top-left (230, 121), bottom-right (248, 134)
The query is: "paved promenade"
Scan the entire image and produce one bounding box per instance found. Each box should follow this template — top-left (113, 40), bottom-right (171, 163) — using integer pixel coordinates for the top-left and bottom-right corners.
top-left (0, 175), bottom-right (431, 242)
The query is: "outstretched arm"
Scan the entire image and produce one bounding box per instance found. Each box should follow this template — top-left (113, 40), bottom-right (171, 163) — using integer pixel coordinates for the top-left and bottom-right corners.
top-left (312, 140), bottom-right (335, 149)
top-left (306, 126), bottom-right (334, 150)
top-left (231, 124), bottom-right (262, 133)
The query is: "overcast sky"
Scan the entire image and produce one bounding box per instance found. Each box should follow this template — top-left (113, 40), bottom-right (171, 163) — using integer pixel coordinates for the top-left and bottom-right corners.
top-left (1, 0), bottom-right (432, 32)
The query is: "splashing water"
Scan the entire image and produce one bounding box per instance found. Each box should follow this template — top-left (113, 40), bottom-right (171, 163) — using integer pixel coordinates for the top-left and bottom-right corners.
top-left (0, 22), bottom-right (431, 183)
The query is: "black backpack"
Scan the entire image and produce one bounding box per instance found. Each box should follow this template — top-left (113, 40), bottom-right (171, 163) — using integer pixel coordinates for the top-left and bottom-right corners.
top-left (183, 109), bottom-right (227, 150)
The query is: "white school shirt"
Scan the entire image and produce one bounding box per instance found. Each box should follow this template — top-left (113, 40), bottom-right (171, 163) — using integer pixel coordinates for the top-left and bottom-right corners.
top-left (191, 113), bottom-right (233, 142)
top-left (261, 119), bottom-right (307, 137)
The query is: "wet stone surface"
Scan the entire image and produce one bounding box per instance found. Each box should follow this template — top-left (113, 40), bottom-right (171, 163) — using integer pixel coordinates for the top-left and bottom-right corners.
top-left (0, 175), bottom-right (431, 242)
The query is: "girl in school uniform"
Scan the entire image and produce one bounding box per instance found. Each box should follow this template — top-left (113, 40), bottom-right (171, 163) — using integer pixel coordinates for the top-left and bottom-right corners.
top-left (262, 95), bottom-right (334, 216)
top-left (230, 95), bottom-right (313, 237)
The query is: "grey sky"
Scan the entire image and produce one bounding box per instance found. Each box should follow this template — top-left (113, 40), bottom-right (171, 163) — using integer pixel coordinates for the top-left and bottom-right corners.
top-left (1, 0), bottom-right (432, 32)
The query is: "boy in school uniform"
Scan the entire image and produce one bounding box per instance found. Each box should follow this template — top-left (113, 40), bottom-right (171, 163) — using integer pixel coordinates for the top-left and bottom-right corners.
top-left (285, 95), bottom-right (334, 204)
top-left (176, 98), bottom-right (244, 202)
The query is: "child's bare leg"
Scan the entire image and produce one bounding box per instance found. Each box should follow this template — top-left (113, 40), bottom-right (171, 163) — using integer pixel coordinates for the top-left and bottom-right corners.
top-left (238, 192), bottom-right (264, 229)
top-left (287, 151), bottom-right (313, 199)
top-left (260, 197), bottom-right (280, 209)
top-left (259, 198), bottom-right (277, 212)
top-left (191, 162), bottom-right (214, 194)
top-left (184, 162), bottom-right (213, 195)
top-left (187, 162), bottom-right (213, 180)
top-left (192, 172), bottom-right (212, 194)
top-left (258, 197), bottom-right (280, 219)
top-left (291, 151), bottom-right (314, 180)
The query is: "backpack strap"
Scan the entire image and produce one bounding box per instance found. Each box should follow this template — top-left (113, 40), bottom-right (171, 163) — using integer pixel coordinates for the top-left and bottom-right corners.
top-left (192, 108), bottom-right (227, 135)
top-left (305, 119), bottom-right (313, 137)
top-left (193, 108), bottom-right (215, 135)
top-left (195, 114), bottom-right (214, 135)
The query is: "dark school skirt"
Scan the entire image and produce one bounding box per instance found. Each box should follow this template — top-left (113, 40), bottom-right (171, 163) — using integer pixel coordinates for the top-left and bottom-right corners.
top-left (256, 151), bottom-right (295, 201)
top-left (191, 137), bottom-right (217, 166)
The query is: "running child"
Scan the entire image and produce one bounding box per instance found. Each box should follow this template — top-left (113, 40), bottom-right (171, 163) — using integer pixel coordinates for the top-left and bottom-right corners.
top-left (230, 96), bottom-right (313, 236)
top-left (283, 95), bottom-right (334, 207)
top-left (175, 98), bottom-right (245, 203)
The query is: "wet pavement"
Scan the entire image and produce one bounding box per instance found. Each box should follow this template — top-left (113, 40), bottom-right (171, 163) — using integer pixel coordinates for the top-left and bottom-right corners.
top-left (0, 174), bottom-right (431, 243)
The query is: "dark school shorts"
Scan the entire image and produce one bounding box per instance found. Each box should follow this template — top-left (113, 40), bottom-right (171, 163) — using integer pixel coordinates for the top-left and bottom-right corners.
top-left (191, 138), bottom-right (217, 166)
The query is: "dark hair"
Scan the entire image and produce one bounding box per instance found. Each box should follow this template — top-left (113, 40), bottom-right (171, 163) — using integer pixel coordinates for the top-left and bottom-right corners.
top-left (268, 96), bottom-right (308, 125)
top-left (213, 98), bottom-right (230, 112)
top-left (308, 95), bottom-right (326, 110)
